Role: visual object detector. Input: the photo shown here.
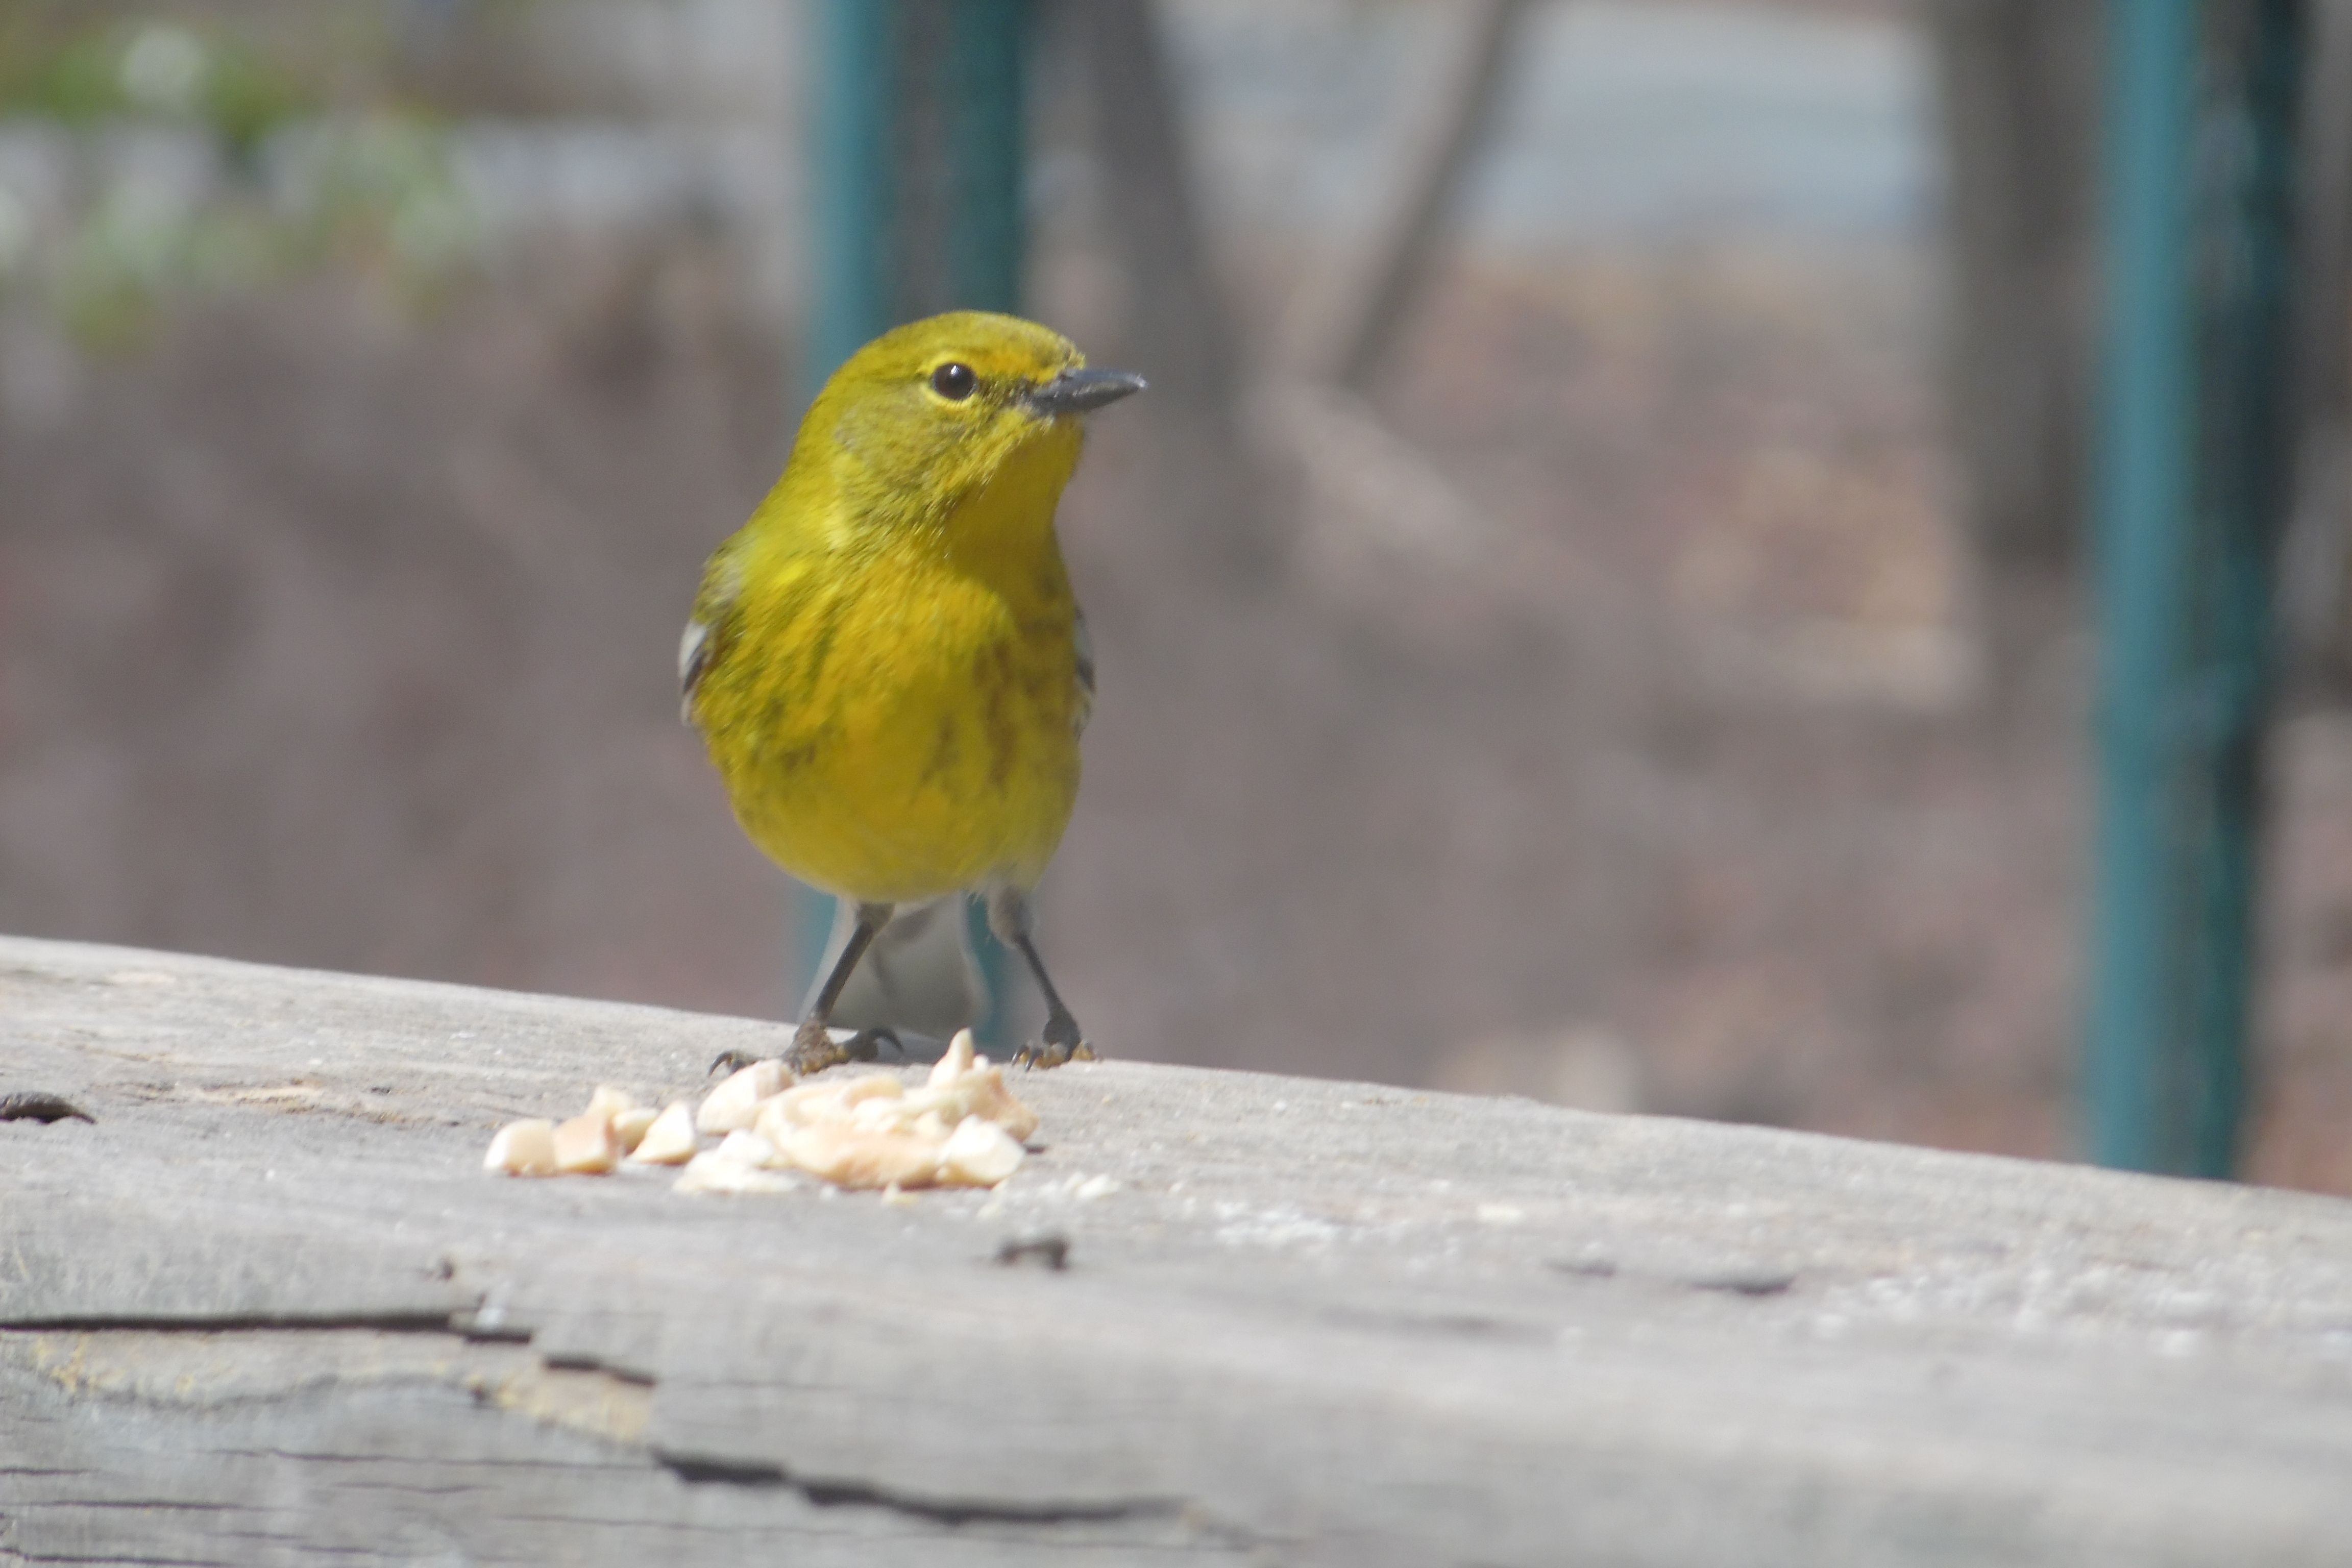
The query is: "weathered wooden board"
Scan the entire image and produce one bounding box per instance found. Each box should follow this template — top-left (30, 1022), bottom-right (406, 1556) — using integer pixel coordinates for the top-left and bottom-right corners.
top-left (4, 933), bottom-right (2351, 1566)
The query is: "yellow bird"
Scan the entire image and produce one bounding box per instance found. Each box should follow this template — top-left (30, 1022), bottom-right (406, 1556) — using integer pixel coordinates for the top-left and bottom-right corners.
top-left (681, 311), bottom-right (1144, 1074)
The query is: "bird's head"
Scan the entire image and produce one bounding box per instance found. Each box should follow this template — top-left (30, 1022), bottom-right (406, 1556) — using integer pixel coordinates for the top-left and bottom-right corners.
top-left (803, 311), bottom-right (1146, 542)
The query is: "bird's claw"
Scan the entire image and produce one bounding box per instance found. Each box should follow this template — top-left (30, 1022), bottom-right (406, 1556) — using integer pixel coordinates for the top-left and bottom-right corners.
top-left (707, 1048), bottom-right (771, 1077)
top-left (1012, 1027), bottom-right (1097, 1071)
top-left (782, 1023), bottom-right (894, 1077)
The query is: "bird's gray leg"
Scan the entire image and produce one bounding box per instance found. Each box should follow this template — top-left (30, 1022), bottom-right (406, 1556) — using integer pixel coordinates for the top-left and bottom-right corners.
top-left (709, 900), bottom-right (895, 1076)
top-left (788, 900), bottom-right (897, 1073)
top-left (988, 887), bottom-right (1095, 1069)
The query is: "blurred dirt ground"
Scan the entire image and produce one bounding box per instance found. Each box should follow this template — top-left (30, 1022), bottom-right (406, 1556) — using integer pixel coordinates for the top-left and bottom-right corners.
top-left (3, 226), bottom-right (2349, 1194)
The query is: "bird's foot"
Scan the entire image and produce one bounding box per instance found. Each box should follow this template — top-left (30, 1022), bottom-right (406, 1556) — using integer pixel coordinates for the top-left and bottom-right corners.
top-left (1012, 1041), bottom-right (1097, 1069)
top-left (1012, 1014), bottom-right (1097, 1071)
top-left (783, 1021), bottom-right (893, 1077)
top-left (713, 1025), bottom-right (899, 1079)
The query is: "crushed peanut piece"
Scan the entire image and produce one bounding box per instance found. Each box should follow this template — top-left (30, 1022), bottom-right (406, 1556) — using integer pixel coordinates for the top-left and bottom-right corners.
top-left (552, 1112), bottom-right (621, 1175)
top-left (950, 1065), bottom-right (1040, 1143)
top-left (928, 1029), bottom-right (977, 1086)
top-left (612, 1105), bottom-right (659, 1153)
top-left (585, 1084), bottom-right (635, 1125)
top-left (760, 1041), bottom-right (1037, 1147)
top-left (715, 1128), bottom-right (786, 1169)
top-left (758, 1072), bottom-right (904, 1135)
top-left (627, 1101), bottom-right (698, 1165)
top-left (483, 1119), bottom-right (558, 1177)
top-left (510, 1027), bottom-right (1040, 1195)
top-left (777, 1122), bottom-right (946, 1189)
top-left (939, 1115), bottom-right (1025, 1186)
top-left (698, 1059), bottom-right (791, 1134)
top-left (674, 1149), bottom-right (800, 1195)
top-left (741, 1030), bottom-right (1037, 1191)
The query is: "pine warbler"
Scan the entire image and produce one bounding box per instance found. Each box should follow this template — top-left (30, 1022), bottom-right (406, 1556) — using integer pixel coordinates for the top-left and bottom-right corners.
top-left (681, 312), bottom-right (1144, 1074)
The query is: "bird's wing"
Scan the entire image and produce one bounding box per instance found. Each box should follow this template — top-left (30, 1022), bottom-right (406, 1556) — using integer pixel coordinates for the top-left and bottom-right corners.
top-left (678, 546), bottom-right (746, 725)
top-left (1072, 602), bottom-right (1096, 737)
top-left (677, 620), bottom-right (715, 722)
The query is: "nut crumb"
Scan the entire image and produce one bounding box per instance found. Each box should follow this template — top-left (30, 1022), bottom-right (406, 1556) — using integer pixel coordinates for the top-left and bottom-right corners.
top-left (674, 1149), bottom-right (799, 1195)
top-left (484, 1119), bottom-right (558, 1177)
top-left (506, 1027), bottom-right (1042, 1197)
top-left (552, 1112), bottom-right (621, 1174)
top-left (627, 1101), bottom-right (697, 1165)
top-left (612, 1106), bottom-right (659, 1153)
top-left (698, 1060), bottom-right (791, 1134)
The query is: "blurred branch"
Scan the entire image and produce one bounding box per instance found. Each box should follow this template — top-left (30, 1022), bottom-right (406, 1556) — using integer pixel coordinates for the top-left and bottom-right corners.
top-left (1259, 0), bottom-right (1976, 712)
top-left (1268, 2), bottom-right (1531, 607)
top-left (2282, 0), bottom-right (2352, 682)
top-left (1923, 0), bottom-right (2101, 573)
top-left (1266, 376), bottom-right (1980, 711)
top-left (1288, 0), bottom-right (1533, 389)
top-left (1066, 0), bottom-right (1239, 413)
top-left (1063, 0), bottom-right (1271, 581)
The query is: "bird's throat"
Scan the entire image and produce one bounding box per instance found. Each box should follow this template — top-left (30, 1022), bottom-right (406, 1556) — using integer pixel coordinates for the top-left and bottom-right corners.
top-left (939, 427), bottom-right (1083, 608)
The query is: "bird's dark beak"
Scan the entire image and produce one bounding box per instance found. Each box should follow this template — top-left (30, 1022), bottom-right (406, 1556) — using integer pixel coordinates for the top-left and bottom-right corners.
top-left (1026, 368), bottom-right (1148, 418)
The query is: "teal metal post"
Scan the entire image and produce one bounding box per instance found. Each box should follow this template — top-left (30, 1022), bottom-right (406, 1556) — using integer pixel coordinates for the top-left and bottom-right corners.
top-left (794, 0), bottom-right (898, 994)
top-left (949, 0), bottom-right (1027, 313)
top-left (2087, 0), bottom-right (2304, 1176)
top-left (808, 0), bottom-right (897, 378)
top-left (2184, 0), bottom-right (2304, 1168)
top-left (2088, 0), bottom-right (2201, 1174)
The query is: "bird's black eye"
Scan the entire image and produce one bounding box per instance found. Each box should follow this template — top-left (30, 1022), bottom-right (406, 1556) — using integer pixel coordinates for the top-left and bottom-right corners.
top-left (931, 362), bottom-right (977, 401)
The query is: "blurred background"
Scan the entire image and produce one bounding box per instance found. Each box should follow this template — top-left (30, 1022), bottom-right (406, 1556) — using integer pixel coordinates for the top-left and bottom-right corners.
top-left (2, 0), bottom-right (2348, 1191)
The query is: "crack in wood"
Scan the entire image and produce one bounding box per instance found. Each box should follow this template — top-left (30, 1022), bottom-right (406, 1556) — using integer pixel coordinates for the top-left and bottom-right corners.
top-left (3, 1322), bottom-right (654, 1446)
top-left (0, 1094), bottom-right (93, 1125)
top-left (0, 1554), bottom-right (240, 1566)
top-left (654, 1448), bottom-right (1238, 1537)
top-left (0, 1313), bottom-right (462, 1334)
top-left (1318, 1305), bottom-right (1555, 1343)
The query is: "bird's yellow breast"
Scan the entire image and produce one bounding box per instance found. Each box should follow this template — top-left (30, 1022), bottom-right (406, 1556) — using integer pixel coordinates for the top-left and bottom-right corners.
top-left (690, 423), bottom-right (1089, 904)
